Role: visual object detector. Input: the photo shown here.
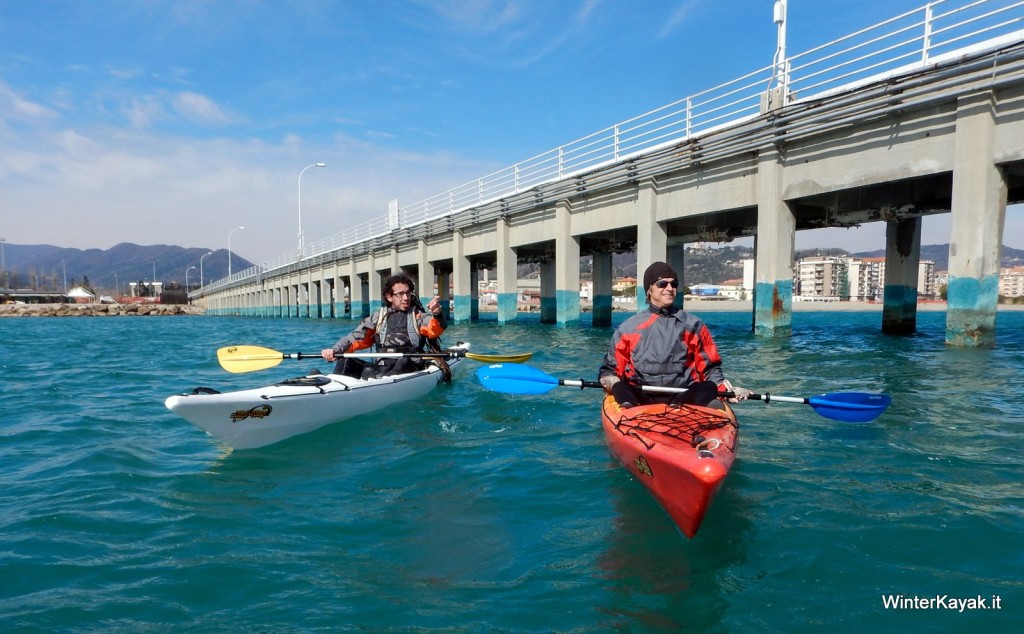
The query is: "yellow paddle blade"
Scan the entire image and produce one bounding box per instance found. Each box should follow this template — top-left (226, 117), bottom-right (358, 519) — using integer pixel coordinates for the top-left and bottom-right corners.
top-left (464, 351), bottom-right (532, 364)
top-left (217, 345), bottom-right (287, 373)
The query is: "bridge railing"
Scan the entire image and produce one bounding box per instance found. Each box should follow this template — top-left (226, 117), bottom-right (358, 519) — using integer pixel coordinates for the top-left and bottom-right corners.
top-left (203, 0), bottom-right (1023, 296)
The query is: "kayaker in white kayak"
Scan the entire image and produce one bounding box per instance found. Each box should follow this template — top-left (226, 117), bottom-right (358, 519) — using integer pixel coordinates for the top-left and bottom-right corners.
top-left (597, 261), bottom-right (751, 410)
top-left (321, 273), bottom-right (448, 378)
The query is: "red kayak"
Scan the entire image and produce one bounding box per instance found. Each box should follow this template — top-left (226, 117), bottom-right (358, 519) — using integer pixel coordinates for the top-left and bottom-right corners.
top-left (601, 395), bottom-right (739, 538)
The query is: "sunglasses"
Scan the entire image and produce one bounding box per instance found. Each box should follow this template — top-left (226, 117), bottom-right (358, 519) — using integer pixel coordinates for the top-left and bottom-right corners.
top-left (654, 279), bottom-right (679, 289)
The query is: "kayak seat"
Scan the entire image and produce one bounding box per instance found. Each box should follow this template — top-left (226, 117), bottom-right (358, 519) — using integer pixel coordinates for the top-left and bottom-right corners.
top-left (190, 387), bottom-right (221, 395)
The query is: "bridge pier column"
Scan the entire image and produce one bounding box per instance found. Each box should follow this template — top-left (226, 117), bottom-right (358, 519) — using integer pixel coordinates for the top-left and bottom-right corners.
top-left (414, 239), bottom-right (433, 300)
top-left (367, 254), bottom-right (380, 315)
top-left (591, 253), bottom-right (613, 328)
top-left (452, 230), bottom-right (474, 323)
top-left (946, 92), bottom-right (1006, 347)
top-left (320, 268), bottom-right (332, 318)
top-left (496, 216), bottom-right (518, 324)
top-left (881, 217), bottom-right (921, 335)
top-left (348, 260), bottom-right (364, 319)
top-left (555, 201), bottom-right (580, 328)
top-left (754, 149), bottom-right (794, 337)
top-left (668, 244), bottom-right (685, 310)
top-left (437, 271), bottom-right (451, 321)
top-left (540, 260), bottom-right (555, 324)
top-left (331, 265), bottom-right (344, 318)
top-left (635, 178), bottom-right (666, 308)
top-left (300, 277), bottom-right (311, 318)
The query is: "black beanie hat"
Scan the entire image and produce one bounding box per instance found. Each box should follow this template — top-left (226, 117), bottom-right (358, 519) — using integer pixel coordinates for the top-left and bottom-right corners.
top-left (643, 261), bottom-right (678, 290)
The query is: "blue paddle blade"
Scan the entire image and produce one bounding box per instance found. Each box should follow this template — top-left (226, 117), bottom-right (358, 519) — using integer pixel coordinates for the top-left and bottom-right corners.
top-left (807, 392), bottom-right (892, 423)
top-left (476, 363), bottom-right (559, 394)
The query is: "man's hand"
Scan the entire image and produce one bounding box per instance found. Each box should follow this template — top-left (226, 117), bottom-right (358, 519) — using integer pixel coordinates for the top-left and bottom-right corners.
top-left (722, 379), bottom-right (751, 403)
top-left (599, 375), bottom-right (620, 392)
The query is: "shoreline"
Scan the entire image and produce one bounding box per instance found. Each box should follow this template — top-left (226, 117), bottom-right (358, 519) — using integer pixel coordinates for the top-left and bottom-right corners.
top-left (0, 303), bottom-right (204, 317)
top-left (680, 299), bottom-right (1024, 312)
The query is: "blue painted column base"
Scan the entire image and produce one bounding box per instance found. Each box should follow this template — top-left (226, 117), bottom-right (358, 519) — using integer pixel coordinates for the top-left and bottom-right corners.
top-left (452, 295), bottom-right (473, 323)
top-left (540, 297), bottom-right (556, 323)
top-left (556, 289), bottom-right (580, 328)
top-left (497, 293), bottom-right (517, 323)
top-left (754, 280), bottom-right (793, 338)
top-left (882, 284), bottom-right (918, 335)
top-left (946, 275), bottom-right (998, 347)
top-left (592, 294), bottom-right (612, 328)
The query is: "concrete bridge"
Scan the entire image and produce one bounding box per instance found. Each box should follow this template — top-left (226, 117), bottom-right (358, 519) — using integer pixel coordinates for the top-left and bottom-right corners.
top-left (198, 1), bottom-right (1024, 347)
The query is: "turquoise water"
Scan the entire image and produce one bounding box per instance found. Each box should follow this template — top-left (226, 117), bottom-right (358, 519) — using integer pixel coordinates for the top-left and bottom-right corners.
top-left (1, 311), bottom-right (1021, 632)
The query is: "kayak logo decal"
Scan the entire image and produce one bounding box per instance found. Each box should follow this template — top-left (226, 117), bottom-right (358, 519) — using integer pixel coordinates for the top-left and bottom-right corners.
top-left (230, 405), bottom-right (273, 423)
top-left (634, 455), bottom-right (653, 478)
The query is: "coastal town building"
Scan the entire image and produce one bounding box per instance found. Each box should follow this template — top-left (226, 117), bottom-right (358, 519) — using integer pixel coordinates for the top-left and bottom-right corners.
top-left (1000, 266), bottom-right (1024, 297)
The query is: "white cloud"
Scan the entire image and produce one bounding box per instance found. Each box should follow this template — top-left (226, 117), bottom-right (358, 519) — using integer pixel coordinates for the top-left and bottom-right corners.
top-left (0, 82), bottom-right (58, 121)
top-left (173, 92), bottom-right (231, 125)
top-left (658, 0), bottom-right (702, 40)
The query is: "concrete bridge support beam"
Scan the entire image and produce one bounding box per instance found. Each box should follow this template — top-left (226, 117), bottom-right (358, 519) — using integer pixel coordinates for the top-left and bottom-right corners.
top-left (437, 271), bottom-right (451, 321)
top-left (635, 178), bottom-right (667, 308)
top-left (555, 201), bottom-right (580, 327)
top-left (452, 231), bottom-right (473, 323)
top-left (669, 245), bottom-right (685, 310)
top-left (348, 262), bottom-right (365, 320)
top-left (946, 92), bottom-right (1007, 347)
top-left (300, 278), bottom-right (311, 318)
top-left (367, 254), bottom-right (380, 315)
top-left (882, 217), bottom-right (921, 335)
top-left (496, 217), bottom-right (518, 324)
top-left (540, 259), bottom-right (555, 324)
top-left (754, 149), bottom-right (795, 337)
top-left (592, 252), bottom-right (613, 328)
top-left (414, 239), bottom-right (433, 300)
top-left (332, 267), bottom-right (344, 318)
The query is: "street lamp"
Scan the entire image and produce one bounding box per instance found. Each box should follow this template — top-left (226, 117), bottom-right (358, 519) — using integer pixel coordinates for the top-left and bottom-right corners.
top-left (185, 266), bottom-right (197, 290)
top-left (297, 162), bottom-right (326, 257)
top-left (200, 251), bottom-right (214, 289)
top-left (228, 226), bottom-right (244, 276)
top-left (0, 237), bottom-right (7, 291)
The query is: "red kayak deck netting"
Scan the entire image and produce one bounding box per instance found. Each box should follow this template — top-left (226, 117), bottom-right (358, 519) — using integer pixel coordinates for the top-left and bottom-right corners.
top-left (611, 404), bottom-right (737, 451)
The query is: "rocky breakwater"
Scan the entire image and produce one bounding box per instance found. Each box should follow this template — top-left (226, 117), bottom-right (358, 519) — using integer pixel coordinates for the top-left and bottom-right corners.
top-left (0, 303), bottom-right (205, 317)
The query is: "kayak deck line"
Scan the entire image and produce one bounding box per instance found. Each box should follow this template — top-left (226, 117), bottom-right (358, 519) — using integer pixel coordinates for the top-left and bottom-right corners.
top-left (601, 396), bottom-right (739, 539)
top-left (610, 402), bottom-right (737, 452)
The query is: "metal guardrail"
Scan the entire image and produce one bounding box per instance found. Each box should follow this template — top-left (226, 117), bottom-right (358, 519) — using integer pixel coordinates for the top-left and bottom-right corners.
top-left (203, 0), bottom-right (1024, 295)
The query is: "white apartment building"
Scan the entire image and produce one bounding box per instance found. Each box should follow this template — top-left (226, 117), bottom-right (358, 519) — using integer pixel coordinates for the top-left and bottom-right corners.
top-left (1000, 266), bottom-right (1024, 297)
top-left (795, 256), bottom-right (936, 300)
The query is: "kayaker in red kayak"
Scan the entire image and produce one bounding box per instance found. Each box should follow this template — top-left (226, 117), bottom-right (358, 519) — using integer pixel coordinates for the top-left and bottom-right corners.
top-left (597, 261), bottom-right (750, 409)
top-left (321, 273), bottom-right (448, 377)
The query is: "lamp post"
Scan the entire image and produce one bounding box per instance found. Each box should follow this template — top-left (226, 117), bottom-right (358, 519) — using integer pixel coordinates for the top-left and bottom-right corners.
top-left (185, 266), bottom-right (196, 291)
top-left (297, 162), bottom-right (326, 258)
top-left (228, 226), bottom-right (244, 276)
top-left (200, 251), bottom-right (213, 289)
top-left (0, 237), bottom-right (6, 292)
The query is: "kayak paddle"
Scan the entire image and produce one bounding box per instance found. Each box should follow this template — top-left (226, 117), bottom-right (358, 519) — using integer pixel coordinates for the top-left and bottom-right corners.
top-left (217, 345), bottom-right (532, 374)
top-left (475, 363), bottom-right (891, 423)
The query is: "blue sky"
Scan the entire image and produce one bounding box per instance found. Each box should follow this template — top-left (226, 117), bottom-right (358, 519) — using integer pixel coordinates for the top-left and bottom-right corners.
top-left (2, 0), bottom-right (1021, 263)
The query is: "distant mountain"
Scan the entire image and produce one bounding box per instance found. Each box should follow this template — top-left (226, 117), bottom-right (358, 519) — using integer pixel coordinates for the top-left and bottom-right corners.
top-left (4, 241), bottom-right (1020, 296)
top-left (0, 242), bottom-right (253, 294)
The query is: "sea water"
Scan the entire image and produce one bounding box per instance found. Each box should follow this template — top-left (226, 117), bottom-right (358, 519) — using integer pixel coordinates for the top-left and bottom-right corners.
top-left (1, 311), bottom-right (1021, 632)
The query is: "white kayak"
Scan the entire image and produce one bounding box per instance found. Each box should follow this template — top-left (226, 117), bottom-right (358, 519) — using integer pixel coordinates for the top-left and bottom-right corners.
top-left (165, 343), bottom-right (468, 450)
